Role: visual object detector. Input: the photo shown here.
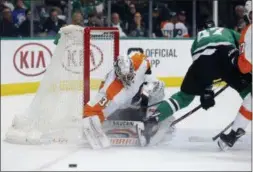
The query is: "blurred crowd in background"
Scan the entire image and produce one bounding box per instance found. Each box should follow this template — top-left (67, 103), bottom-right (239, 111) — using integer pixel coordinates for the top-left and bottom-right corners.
top-left (0, 0), bottom-right (250, 38)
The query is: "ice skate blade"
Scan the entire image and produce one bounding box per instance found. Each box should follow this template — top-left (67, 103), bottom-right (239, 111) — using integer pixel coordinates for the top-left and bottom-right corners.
top-left (217, 139), bottom-right (229, 151)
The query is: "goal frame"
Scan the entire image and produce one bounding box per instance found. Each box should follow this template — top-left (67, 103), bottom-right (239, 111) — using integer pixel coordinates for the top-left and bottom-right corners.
top-left (83, 27), bottom-right (119, 105)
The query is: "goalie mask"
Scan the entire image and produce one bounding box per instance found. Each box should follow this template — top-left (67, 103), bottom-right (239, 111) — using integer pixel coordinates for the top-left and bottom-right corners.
top-left (114, 55), bottom-right (135, 87)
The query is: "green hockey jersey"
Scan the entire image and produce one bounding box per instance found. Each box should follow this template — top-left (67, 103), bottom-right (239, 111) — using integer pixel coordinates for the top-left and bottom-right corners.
top-left (191, 27), bottom-right (240, 61)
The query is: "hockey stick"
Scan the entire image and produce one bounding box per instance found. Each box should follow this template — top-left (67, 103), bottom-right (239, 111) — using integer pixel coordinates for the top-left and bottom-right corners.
top-left (212, 121), bottom-right (234, 141)
top-left (171, 84), bottom-right (229, 127)
top-left (188, 121), bottom-right (234, 142)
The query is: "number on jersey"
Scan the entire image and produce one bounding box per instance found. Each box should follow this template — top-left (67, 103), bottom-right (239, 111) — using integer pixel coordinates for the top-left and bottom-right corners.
top-left (197, 27), bottom-right (224, 42)
top-left (98, 96), bottom-right (109, 107)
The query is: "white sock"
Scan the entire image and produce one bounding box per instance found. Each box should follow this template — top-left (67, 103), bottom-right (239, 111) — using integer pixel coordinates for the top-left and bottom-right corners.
top-left (232, 113), bottom-right (251, 131)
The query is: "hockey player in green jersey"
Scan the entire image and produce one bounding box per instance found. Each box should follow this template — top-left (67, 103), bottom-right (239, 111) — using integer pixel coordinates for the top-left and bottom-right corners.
top-left (143, 19), bottom-right (252, 146)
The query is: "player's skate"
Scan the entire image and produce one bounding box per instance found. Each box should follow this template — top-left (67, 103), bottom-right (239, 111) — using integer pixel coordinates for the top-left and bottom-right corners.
top-left (143, 113), bottom-right (175, 146)
top-left (143, 116), bottom-right (159, 145)
top-left (217, 128), bottom-right (245, 151)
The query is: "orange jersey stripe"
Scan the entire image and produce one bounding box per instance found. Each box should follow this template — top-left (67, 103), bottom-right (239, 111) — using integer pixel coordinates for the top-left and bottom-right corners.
top-left (131, 53), bottom-right (146, 71)
top-left (84, 78), bottom-right (124, 122)
top-left (239, 25), bottom-right (249, 44)
top-left (238, 25), bottom-right (252, 74)
top-left (84, 104), bottom-right (106, 121)
top-left (239, 106), bottom-right (252, 120)
top-left (238, 55), bottom-right (252, 74)
top-left (106, 79), bottom-right (124, 100)
top-left (131, 53), bottom-right (150, 71)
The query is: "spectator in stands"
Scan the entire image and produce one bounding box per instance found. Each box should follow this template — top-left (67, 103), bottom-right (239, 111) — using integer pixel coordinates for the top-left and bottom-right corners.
top-left (126, 3), bottom-right (137, 27)
top-left (128, 12), bottom-right (147, 37)
top-left (72, 0), bottom-right (104, 25)
top-left (44, 0), bottom-right (67, 16)
top-left (42, 8), bottom-right (66, 36)
top-left (111, 0), bottom-right (131, 26)
top-left (72, 11), bottom-right (84, 26)
top-left (234, 5), bottom-right (247, 33)
top-left (129, 3), bottom-right (137, 15)
top-left (160, 9), bottom-right (174, 38)
top-left (52, 6), bottom-right (66, 21)
top-left (177, 10), bottom-right (187, 25)
top-left (18, 9), bottom-right (42, 37)
top-left (1, 0), bottom-right (15, 11)
top-left (87, 12), bottom-right (103, 27)
top-left (72, 0), bottom-right (98, 16)
top-left (12, 0), bottom-right (26, 27)
top-left (161, 11), bottom-right (189, 38)
top-left (151, 5), bottom-right (163, 37)
top-left (177, 10), bottom-right (190, 38)
top-left (111, 12), bottom-right (127, 37)
top-left (0, 7), bottom-right (18, 37)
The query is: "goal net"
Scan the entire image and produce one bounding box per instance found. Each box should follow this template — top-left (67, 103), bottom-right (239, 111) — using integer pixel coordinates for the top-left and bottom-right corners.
top-left (5, 25), bottom-right (119, 145)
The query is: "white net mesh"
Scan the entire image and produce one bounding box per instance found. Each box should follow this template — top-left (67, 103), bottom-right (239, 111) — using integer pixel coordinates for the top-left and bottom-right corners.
top-left (5, 25), bottom-right (118, 145)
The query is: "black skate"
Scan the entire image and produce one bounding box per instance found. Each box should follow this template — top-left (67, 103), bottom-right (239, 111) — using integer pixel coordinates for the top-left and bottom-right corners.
top-left (218, 128), bottom-right (245, 150)
top-left (142, 116), bottom-right (159, 145)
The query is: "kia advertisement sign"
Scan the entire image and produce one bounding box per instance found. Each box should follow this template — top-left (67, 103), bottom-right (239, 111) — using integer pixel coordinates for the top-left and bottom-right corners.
top-left (13, 43), bottom-right (52, 77)
top-left (1, 39), bottom-right (193, 85)
top-left (61, 46), bottom-right (83, 74)
top-left (90, 44), bottom-right (103, 72)
top-left (61, 44), bottom-right (103, 74)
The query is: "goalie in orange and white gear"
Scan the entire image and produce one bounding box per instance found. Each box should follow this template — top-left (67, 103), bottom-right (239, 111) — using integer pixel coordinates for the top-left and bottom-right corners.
top-left (218, 0), bottom-right (252, 150)
top-left (82, 52), bottom-right (168, 149)
top-left (84, 53), bottom-right (154, 121)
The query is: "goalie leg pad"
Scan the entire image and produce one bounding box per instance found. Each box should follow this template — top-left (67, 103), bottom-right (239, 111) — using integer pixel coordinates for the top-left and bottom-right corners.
top-left (82, 116), bottom-right (111, 149)
top-left (103, 120), bottom-right (147, 146)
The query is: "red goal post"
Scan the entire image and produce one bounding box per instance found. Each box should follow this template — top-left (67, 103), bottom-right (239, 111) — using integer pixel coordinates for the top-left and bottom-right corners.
top-left (84, 27), bottom-right (119, 105)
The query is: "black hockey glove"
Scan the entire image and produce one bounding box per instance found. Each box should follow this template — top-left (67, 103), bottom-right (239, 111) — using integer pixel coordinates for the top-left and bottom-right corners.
top-left (228, 48), bottom-right (240, 69)
top-left (200, 89), bottom-right (215, 110)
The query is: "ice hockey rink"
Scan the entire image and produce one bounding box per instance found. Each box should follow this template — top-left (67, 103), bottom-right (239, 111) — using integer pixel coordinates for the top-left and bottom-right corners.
top-left (1, 88), bottom-right (252, 171)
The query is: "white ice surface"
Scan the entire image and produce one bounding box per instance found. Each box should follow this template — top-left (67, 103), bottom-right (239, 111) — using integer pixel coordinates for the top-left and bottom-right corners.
top-left (1, 88), bottom-right (252, 171)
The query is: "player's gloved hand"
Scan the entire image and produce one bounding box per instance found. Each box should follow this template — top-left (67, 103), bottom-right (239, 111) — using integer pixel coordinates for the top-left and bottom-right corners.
top-left (200, 89), bottom-right (215, 110)
top-left (228, 48), bottom-right (239, 69)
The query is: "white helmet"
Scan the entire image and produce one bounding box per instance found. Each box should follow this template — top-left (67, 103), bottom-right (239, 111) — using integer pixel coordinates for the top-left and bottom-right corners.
top-left (142, 80), bottom-right (165, 104)
top-left (114, 55), bottom-right (135, 87)
top-left (245, 0), bottom-right (252, 22)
